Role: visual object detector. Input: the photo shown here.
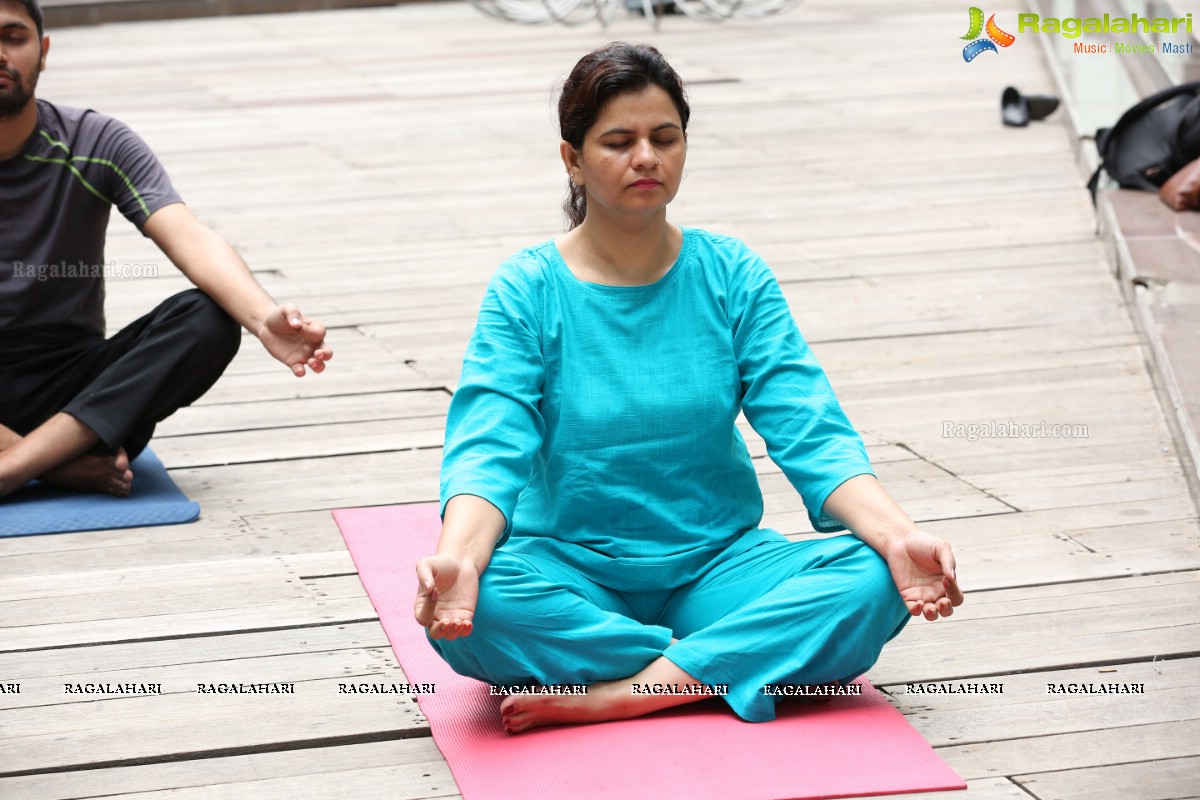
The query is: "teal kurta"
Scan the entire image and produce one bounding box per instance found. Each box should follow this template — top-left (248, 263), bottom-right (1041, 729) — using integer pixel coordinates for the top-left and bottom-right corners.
top-left (441, 228), bottom-right (873, 590)
top-left (434, 228), bottom-right (909, 721)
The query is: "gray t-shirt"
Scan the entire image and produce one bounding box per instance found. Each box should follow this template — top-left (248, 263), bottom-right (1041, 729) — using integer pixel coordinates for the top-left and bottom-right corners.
top-left (0, 100), bottom-right (182, 336)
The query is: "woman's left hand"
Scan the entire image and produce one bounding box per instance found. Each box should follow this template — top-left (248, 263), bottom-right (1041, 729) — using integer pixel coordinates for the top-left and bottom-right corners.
top-left (883, 529), bottom-right (964, 621)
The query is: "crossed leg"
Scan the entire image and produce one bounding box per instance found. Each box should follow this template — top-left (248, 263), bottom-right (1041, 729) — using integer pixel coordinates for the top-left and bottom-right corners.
top-left (0, 416), bottom-right (131, 497)
top-left (0, 290), bottom-right (240, 500)
top-left (661, 533), bottom-right (911, 722)
top-left (429, 533), bottom-right (910, 733)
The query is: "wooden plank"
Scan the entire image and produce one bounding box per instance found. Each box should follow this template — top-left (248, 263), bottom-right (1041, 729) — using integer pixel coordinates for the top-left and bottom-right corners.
top-left (151, 416), bottom-right (446, 468)
top-left (0, 499), bottom-right (393, 568)
top-left (871, 778), bottom-right (1031, 800)
top-left (880, 657), bottom-right (1200, 748)
top-left (0, 739), bottom-right (456, 800)
top-left (758, 464), bottom-right (1017, 523)
top-left (779, 512), bottom-right (1200, 593)
top-left (940, 719), bottom-right (1200, 782)
top-left (870, 573), bottom-right (1200, 685)
top-left (192, 366), bottom-right (442, 406)
top-left (925, 440), bottom-right (1187, 483)
top-left (826, 343), bottom-right (1144, 390)
top-left (198, 332), bottom-right (413, 381)
top-left (164, 449), bottom-right (443, 514)
top-left (0, 622), bottom-right (387, 679)
top-left (0, 512), bottom-right (255, 559)
top-left (1071, 517), bottom-right (1200, 552)
top-left (0, 551), bottom-right (353, 603)
top-left (0, 645), bottom-right (404, 711)
top-left (14, 761), bottom-right (461, 800)
top-left (0, 676), bottom-right (428, 776)
top-left (1014, 757), bottom-right (1200, 800)
top-left (0, 569), bottom-right (367, 630)
top-left (0, 498), bottom-right (362, 562)
top-left (2, 595), bottom-right (378, 652)
top-left (0, 513), bottom-right (349, 575)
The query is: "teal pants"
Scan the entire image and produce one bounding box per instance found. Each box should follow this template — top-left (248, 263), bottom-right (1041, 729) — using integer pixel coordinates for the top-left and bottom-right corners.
top-left (429, 533), bottom-right (910, 722)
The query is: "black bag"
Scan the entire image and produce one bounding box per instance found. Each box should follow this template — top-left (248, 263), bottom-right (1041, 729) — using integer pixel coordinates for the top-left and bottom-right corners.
top-left (1088, 80), bottom-right (1200, 202)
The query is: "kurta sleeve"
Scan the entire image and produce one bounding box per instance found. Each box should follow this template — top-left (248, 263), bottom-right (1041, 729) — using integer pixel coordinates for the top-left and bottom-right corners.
top-left (729, 247), bottom-right (873, 533)
top-left (440, 262), bottom-right (547, 538)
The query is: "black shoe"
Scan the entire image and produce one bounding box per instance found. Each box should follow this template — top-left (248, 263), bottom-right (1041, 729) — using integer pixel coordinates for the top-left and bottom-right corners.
top-left (1001, 86), bottom-right (1029, 127)
top-left (1002, 86), bottom-right (1060, 127)
top-left (1027, 94), bottom-right (1060, 121)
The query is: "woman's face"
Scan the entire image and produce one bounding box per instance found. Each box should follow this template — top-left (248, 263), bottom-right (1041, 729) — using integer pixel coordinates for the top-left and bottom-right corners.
top-left (563, 84), bottom-right (687, 223)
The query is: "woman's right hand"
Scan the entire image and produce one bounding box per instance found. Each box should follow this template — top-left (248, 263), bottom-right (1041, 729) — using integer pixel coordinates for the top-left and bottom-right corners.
top-left (414, 553), bottom-right (480, 640)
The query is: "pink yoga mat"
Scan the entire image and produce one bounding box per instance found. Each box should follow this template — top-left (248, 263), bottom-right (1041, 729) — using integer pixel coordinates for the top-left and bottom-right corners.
top-left (333, 503), bottom-right (966, 800)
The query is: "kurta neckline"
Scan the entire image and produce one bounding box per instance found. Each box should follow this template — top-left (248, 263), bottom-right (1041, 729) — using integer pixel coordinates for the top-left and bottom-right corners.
top-left (547, 226), bottom-right (695, 296)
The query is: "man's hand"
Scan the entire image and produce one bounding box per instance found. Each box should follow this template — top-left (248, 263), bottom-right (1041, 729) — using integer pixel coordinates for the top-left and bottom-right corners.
top-left (883, 529), bottom-right (964, 620)
top-left (415, 553), bottom-right (479, 640)
top-left (257, 304), bottom-right (332, 377)
top-left (145, 204), bottom-right (333, 377)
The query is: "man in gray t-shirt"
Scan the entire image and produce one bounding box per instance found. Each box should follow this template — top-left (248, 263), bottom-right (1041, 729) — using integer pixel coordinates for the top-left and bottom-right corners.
top-left (0, 0), bottom-right (333, 498)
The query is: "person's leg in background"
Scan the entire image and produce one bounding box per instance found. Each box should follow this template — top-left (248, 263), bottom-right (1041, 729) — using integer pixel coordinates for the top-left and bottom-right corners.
top-left (0, 289), bottom-right (241, 497)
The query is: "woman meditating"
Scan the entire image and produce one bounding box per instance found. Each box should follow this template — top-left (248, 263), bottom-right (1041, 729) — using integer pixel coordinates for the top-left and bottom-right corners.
top-left (414, 42), bottom-right (963, 735)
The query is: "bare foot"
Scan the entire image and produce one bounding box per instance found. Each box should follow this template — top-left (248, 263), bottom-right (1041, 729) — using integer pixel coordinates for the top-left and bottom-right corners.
top-left (500, 681), bottom-right (643, 734)
top-left (499, 653), bottom-right (714, 734)
top-left (40, 448), bottom-right (134, 497)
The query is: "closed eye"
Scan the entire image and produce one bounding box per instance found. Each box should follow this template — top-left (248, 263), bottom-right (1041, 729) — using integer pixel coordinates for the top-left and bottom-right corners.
top-left (604, 138), bottom-right (679, 149)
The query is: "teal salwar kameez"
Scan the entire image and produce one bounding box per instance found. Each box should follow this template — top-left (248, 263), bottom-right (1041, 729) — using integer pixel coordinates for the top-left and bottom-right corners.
top-left (432, 228), bottom-right (909, 721)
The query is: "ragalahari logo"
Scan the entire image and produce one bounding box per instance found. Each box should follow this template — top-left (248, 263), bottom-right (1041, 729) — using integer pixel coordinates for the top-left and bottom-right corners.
top-left (962, 7), bottom-right (1016, 61)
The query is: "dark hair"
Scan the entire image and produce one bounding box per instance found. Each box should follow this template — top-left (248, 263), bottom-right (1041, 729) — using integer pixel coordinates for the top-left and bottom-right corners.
top-left (557, 42), bottom-right (689, 229)
top-left (16, 0), bottom-right (43, 38)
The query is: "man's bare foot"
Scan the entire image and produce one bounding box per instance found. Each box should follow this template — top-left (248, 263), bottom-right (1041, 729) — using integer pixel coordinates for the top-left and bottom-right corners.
top-left (40, 448), bottom-right (133, 497)
top-left (499, 681), bottom-right (630, 734)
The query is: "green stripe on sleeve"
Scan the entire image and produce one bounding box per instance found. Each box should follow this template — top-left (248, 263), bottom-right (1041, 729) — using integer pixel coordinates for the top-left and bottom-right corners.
top-left (23, 155), bottom-right (116, 206)
top-left (69, 156), bottom-right (152, 217)
top-left (29, 129), bottom-right (154, 218)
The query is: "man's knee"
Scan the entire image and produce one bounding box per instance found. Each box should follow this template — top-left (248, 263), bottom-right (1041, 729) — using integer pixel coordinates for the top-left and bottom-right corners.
top-left (169, 290), bottom-right (241, 365)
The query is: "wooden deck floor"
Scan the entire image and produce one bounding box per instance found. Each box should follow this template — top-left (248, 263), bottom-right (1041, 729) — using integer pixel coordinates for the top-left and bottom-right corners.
top-left (3, 1), bottom-right (1199, 797)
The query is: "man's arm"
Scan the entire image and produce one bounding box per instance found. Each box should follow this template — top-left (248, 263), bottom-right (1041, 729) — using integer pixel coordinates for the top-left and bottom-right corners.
top-left (143, 203), bottom-right (332, 377)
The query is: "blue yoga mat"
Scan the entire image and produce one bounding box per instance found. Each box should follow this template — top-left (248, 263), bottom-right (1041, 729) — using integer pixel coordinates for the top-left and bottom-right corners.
top-left (0, 448), bottom-right (199, 537)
